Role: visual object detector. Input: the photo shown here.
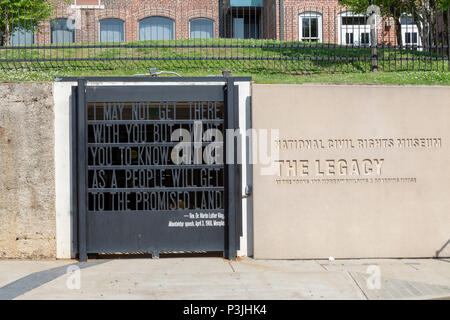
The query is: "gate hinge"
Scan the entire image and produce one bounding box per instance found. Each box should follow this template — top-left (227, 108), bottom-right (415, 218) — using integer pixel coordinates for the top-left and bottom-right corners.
top-left (242, 185), bottom-right (252, 199)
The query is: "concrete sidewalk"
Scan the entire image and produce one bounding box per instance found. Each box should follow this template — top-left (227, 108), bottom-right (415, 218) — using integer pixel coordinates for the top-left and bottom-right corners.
top-left (0, 257), bottom-right (449, 300)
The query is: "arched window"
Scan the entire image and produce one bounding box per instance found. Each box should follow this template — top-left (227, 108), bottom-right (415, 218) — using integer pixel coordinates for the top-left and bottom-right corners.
top-left (190, 18), bottom-right (214, 39)
top-left (51, 18), bottom-right (75, 44)
top-left (100, 18), bottom-right (125, 42)
top-left (298, 12), bottom-right (322, 42)
top-left (139, 16), bottom-right (174, 41)
top-left (11, 28), bottom-right (34, 45)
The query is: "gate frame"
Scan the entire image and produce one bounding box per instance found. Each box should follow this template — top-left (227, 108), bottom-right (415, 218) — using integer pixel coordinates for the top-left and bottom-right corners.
top-left (69, 76), bottom-right (250, 261)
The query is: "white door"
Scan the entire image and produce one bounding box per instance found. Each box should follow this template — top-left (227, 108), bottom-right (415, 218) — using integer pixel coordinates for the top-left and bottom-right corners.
top-left (338, 13), bottom-right (371, 46)
top-left (401, 16), bottom-right (422, 50)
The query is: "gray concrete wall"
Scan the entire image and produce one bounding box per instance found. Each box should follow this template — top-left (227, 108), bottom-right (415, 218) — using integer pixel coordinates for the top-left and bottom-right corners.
top-left (0, 83), bottom-right (55, 259)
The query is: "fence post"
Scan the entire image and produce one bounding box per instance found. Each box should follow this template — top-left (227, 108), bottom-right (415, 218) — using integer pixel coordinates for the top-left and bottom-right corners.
top-left (371, 29), bottom-right (378, 71)
top-left (369, 3), bottom-right (378, 72)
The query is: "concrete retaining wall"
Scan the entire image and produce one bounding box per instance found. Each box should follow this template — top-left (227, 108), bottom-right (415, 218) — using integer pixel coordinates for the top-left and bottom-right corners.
top-left (1, 81), bottom-right (450, 260)
top-left (0, 83), bottom-right (55, 259)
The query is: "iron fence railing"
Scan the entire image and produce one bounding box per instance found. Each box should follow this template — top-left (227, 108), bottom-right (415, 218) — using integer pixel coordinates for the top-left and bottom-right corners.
top-left (0, 3), bottom-right (448, 74)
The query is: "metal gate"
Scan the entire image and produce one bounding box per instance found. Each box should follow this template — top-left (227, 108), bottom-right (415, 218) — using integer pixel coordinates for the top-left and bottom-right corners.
top-left (71, 78), bottom-right (242, 261)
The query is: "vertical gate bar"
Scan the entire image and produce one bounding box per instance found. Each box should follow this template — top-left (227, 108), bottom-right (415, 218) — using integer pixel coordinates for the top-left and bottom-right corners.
top-left (224, 77), bottom-right (236, 260)
top-left (234, 84), bottom-right (242, 248)
top-left (245, 83), bottom-right (254, 258)
top-left (71, 86), bottom-right (79, 256)
top-left (77, 79), bottom-right (88, 262)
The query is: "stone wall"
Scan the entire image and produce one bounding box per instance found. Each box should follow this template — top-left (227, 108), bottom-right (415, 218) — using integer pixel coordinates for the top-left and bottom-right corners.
top-left (0, 83), bottom-right (55, 259)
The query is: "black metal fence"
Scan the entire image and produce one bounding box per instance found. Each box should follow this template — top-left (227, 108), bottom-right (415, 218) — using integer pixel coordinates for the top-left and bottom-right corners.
top-left (0, 2), bottom-right (448, 74)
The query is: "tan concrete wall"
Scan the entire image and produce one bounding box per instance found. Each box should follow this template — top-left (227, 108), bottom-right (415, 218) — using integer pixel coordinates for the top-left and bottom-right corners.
top-left (252, 84), bottom-right (450, 259)
top-left (0, 83), bottom-right (55, 259)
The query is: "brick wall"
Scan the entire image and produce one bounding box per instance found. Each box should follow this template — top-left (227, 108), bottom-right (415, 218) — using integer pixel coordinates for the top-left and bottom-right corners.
top-left (264, 0), bottom-right (278, 40)
top-left (266, 0), bottom-right (397, 44)
top-left (281, 0), bottom-right (342, 42)
top-left (35, 0), bottom-right (220, 43)
top-left (75, 0), bottom-right (100, 5)
top-left (33, 0), bottom-right (399, 45)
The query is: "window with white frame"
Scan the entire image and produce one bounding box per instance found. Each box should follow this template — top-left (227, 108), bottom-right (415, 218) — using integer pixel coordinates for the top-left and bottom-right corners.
top-left (299, 12), bottom-right (322, 42)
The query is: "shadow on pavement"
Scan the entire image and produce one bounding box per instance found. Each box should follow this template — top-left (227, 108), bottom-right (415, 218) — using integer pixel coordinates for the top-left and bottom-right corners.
top-left (0, 260), bottom-right (110, 300)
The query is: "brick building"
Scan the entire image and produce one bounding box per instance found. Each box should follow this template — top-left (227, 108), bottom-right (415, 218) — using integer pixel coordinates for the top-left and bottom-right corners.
top-left (10, 0), bottom-right (419, 47)
top-left (267, 0), bottom-right (401, 45)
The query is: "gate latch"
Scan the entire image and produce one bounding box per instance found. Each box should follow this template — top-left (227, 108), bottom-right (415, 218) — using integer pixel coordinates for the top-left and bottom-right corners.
top-left (242, 185), bottom-right (252, 199)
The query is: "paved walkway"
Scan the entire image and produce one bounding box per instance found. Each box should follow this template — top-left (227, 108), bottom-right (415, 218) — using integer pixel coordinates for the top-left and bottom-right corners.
top-left (0, 257), bottom-right (449, 300)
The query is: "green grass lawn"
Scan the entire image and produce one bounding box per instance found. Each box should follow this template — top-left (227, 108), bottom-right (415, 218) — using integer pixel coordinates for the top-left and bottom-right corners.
top-left (0, 38), bottom-right (448, 74)
top-left (0, 39), bottom-right (448, 84)
top-left (0, 68), bottom-right (448, 85)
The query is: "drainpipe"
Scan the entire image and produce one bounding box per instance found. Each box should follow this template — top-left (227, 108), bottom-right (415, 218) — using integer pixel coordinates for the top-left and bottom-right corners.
top-left (219, 0), bottom-right (224, 38)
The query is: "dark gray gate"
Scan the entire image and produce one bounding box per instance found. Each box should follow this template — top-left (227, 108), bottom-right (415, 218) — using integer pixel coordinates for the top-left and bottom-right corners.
top-left (71, 78), bottom-right (242, 261)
